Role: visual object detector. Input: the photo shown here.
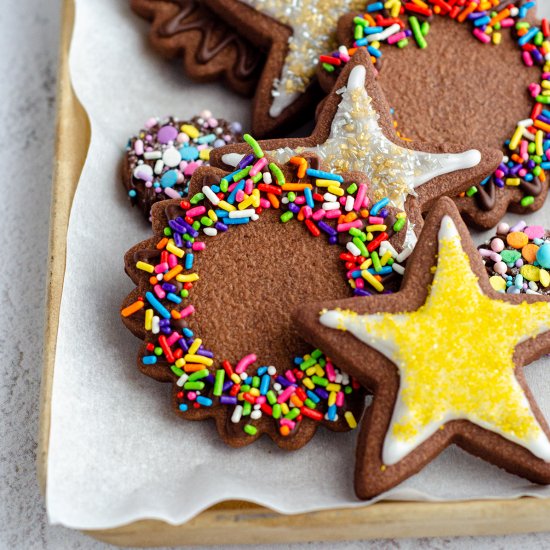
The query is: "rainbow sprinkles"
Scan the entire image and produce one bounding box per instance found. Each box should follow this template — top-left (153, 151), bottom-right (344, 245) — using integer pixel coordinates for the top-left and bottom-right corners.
top-left (121, 135), bottom-right (411, 445)
top-left (320, 0), bottom-right (550, 210)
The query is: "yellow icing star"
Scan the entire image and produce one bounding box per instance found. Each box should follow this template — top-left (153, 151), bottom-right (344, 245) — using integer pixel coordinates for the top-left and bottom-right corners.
top-left (237, 0), bottom-right (365, 116)
top-left (321, 215), bottom-right (550, 465)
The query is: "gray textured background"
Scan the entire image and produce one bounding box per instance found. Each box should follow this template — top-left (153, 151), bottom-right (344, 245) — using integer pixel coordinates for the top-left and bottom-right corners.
top-left (2, 0), bottom-right (550, 548)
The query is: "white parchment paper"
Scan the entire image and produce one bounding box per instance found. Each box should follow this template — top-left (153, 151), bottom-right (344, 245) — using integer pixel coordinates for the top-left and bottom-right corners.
top-left (46, 0), bottom-right (550, 529)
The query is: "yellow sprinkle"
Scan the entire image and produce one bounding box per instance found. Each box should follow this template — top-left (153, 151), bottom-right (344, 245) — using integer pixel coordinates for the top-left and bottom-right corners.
top-left (208, 209), bottom-right (218, 222)
top-left (199, 149), bottom-right (210, 161)
top-left (359, 259), bottom-right (373, 270)
top-left (306, 366), bottom-right (317, 376)
top-left (188, 338), bottom-right (202, 355)
top-left (492, 31), bottom-right (501, 45)
top-left (380, 250), bottom-right (393, 266)
top-left (328, 185), bottom-right (344, 196)
top-left (328, 391), bottom-right (337, 407)
top-left (144, 308), bottom-right (153, 331)
top-left (361, 270), bottom-right (384, 292)
top-left (302, 377), bottom-right (315, 390)
top-left (396, 212), bottom-right (407, 219)
top-left (249, 388), bottom-right (260, 397)
top-left (366, 224), bottom-right (386, 232)
top-left (181, 124), bottom-right (200, 139)
top-left (536, 130), bottom-right (544, 157)
top-left (316, 179), bottom-right (339, 187)
top-left (166, 242), bottom-right (184, 258)
top-left (505, 178), bottom-right (521, 187)
top-left (175, 358), bottom-right (185, 368)
top-left (509, 126), bottom-right (524, 151)
top-left (326, 383), bottom-right (341, 392)
top-left (281, 403), bottom-right (290, 415)
top-left (345, 411), bottom-right (358, 429)
top-left (136, 261), bottom-right (154, 273)
top-left (231, 374), bottom-right (241, 385)
top-left (218, 200), bottom-right (236, 212)
top-left (184, 354), bottom-right (213, 367)
top-left (176, 273), bottom-right (200, 283)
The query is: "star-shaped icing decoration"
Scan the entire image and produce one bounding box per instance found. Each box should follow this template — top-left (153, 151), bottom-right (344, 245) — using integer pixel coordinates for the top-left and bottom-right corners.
top-left (295, 196), bottom-right (550, 500)
top-left (212, 50), bottom-right (502, 249)
top-left (205, 0), bottom-right (366, 135)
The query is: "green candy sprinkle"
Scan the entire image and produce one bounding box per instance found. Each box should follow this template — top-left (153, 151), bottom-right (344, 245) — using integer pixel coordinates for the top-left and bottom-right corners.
top-left (521, 196), bottom-right (535, 207)
top-left (171, 365), bottom-right (184, 377)
top-left (466, 186), bottom-right (478, 197)
top-left (280, 211), bottom-right (294, 223)
top-left (213, 369), bottom-right (225, 397)
top-left (190, 192), bottom-right (205, 205)
top-left (393, 218), bottom-right (406, 232)
top-left (243, 134), bottom-right (264, 159)
top-left (244, 424), bottom-right (258, 436)
top-left (269, 162), bottom-right (286, 186)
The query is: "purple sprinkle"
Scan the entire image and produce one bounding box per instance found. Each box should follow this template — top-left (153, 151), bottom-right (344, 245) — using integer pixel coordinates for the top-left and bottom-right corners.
top-left (178, 338), bottom-right (189, 352)
top-left (495, 178), bottom-right (505, 188)
top-left (157, 125), bottom-right (178, 144)
top-left (173, 232), bottom-right (183, 247)
top-left (215, 221), bottom-right (229, 232)
top-left (222, 381), bottom-right (233, 392)
top-left (510, 221), bottom-right (527, 233)
top-left (205, 374), bottom-right (215, 384)
top-left (287, 203), bottom-right (300, 214)
top-left (197, 348), bottom-right (214, 358)
top-left (328, 235), bottom-right (338, 245)
top-left (276, 376), bottom-right (292, 388)
top-left (315, 388), bottom-right (329, 400)
top-left (509, 164), bottom-right (522, 175)
top-left (354, 288), bottom-right (372, 297)
top-left (220, 396), bottom-right (238, 405)
top-left (168, 218), bottom-right (188, 234)
top-left (238, 154), bottom-right (255, 169)
top-left (162, 283), bottom-right (177, 293)
top-left (497, 163), bottom-right (508, 174)
top-left (161, 326), bottom-right (171, 335)
top-left (318, 220), bottom-right (337, 236)
top-left (379, 208), bottom-right (389, 218)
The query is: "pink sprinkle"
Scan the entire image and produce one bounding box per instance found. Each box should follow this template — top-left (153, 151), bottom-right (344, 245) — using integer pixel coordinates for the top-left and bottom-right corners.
top-left (249, 157), bottom-right (268, 177)
top-left (339, 196), bottom-right (347, 205)
top-left (179, 305), bottom-right (195, 319)
top-left (294, 195), bottom-right (306, 205)
top-left (524, 225), bottom-right (545, 240)
top-left (495, 169), bottom-right (505, 178)
top-left (303, 206), bottom-right (313, 218)
top-left (227, 182), bottom-right (238, 192)
top-left (500, 18), bottom-right (514, 28)
top-left (164, 187), bottom-right (180, 199)
top-left (192, 242), bottom-right (206, 251)
top-left (520, 140), bottom-right (528, 159)
top-left (168, 254), bottom-right (178, 268)
top-left (518, 168), bottom-right (527, 177)
top-left (184, 161), bottom-right (201, 176)
top-left (244, 179), bottom-right (254, 195)
top-left (235, 354), bottom-right (257, 374)
top-left (336, 392), bottom-right (344, 407)
top-left (153, 284), bottom-right (166, 299)
top-left (235, 189), bottom-right (245, 202)
top-left (285, 370), bottom-right (297, 383)
top-left (187, 206), bottom-right (206, 217)
top-left (167, 332), bottom-right (181, 346)
top-left (337, 220), bottom-right (363, 232)
top-left (354, 183), bottom-right (367, 211)
top-left (473, 28), bottom-right (491, 44)
top-left (368, 216), bottom-right (384, 224)
top-left (256, 396), bottom-right (266, 405)
top-left (277, 386), bottom-right (296, 404)
top-left (187, 391), bottom-right (197, 401)
top-left (325, 209), bottom-right (342, 219)
top-left (325, 361), bottom-right (336, 382)
top-left (529, 83), bottom-right (541, 97)
top-left (312, 209), bottom-right (326, 221)
top-left (134, 139), bottom-right (144, 156)
top-left (523, 51), bottom-right (534, 67)
top-left (155, 262), bottom-right (169, 274)
top-left (259, 198), bottom-right (271, 209)
top-left (388, 30), bottom-right (407, 44)
top-left (355, 278), bottom-right (364, 289)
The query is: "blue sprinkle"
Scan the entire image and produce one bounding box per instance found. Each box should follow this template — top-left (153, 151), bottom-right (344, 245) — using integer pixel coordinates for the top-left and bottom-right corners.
top-left (196, 396), bottom-right (213, 407)
top-left (178, 404), bottom-right (189, 412)
top-left (370, 197), bottom-right (390, 216)
top-left (179, 146), bottom-right (199, 161)
top-left (160, 170), bottom-right (178, 188)
top-left (145, 292), bottom-right (171, 319)
top-left (185, 253), bottom-right (194, 269)
top-left (142, 355), bottom-right (157, 365)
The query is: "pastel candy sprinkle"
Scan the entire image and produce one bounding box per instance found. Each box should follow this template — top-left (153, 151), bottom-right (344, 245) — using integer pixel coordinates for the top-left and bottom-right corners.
top-left (157, 125), bottom-right (178, 144)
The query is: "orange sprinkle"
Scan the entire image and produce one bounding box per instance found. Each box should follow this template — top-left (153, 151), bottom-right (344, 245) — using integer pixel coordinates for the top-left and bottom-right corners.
top-left (149, 276), bottom-right (158, 285)
top-left (171, 309), bottom-right (181, 319)
top-left (281, 183), bottom-right (313, 191)
top-left (279, 425), bottom-right (291, 437)
top-left (535, 119), bottom-right (550, 133)
top-left (522, 243), bottom-right (539, 263)
top-left (489, 7), bottom-right (509, 25)
top-left (507, 231), bottom-right (529, 249)
top-left (184, 363), bottom-right (206, 373)
top-left (363, 13), bottom-right (376, 26)
top-left (156, 237), bottom-right (169, 250)
top-left (267, 192), bottom-right (280, 208)
top-left (360, 209), bottom-right (370, 218)
top-left (163, 265), bottom-right (183, 281)
top-left (541, 170), bottom-right (547, 183)
top-left (457, 2), bottom-right (477, 23)
top-left (121, 300), bottom-right (144, 317)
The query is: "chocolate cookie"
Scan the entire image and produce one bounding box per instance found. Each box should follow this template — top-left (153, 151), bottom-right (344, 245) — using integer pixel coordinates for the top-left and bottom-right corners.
top-left (296, 196), bottom-right (550, 500)
top-left (203, 0), bottom-right (368, 136)
top-left (123, 113), bottom-right (242, 221)
top-left (130, 0), bottom-right (263, 96)
top-left (317, 1), bottom-right (549, 229)
top-left (121, 145), bottom-right (398, 448)
top-left (211, 50), bottom-right (502, 241)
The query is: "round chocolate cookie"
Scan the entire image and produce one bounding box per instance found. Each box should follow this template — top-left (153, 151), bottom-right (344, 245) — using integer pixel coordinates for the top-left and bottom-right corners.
top-left (123, 112), bottom-right (242, 221)
top-left (478, 220), bottom-right (550, 295)
top-left (317, 2), bottom-right (548, 229)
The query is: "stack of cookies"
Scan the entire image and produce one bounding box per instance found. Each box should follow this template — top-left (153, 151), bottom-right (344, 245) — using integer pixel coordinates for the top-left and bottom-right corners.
top-left (121, 0), bottom-right (550, 499)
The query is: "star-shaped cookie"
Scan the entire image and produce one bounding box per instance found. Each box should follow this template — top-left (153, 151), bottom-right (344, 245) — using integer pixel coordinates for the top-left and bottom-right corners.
top-left (212, 50), bottom-right (502, 248)
top-left (204, 0), bottom-right (367, 135)
top-left (296, 196), bottom-right (550, 500)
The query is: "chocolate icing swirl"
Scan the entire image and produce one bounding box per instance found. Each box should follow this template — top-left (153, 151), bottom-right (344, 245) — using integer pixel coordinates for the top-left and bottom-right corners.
top-left (159, 0), bottom-right (261, 79)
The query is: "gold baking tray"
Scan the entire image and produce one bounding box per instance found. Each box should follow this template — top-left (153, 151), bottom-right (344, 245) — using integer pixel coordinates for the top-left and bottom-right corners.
top-left (37, 0), bottom-right (550, 545)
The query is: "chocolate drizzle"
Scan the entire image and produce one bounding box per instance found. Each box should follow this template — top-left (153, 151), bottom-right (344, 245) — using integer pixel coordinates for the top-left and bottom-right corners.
top-left (158, 0), bottom-right (262, 79)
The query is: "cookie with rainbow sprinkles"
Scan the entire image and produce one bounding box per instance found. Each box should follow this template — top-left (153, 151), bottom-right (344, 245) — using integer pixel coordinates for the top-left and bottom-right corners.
top-left (120, 140), bottom-right (419, 448)
top-left (318, 0), bottom-right (550, 229)
top-left (296, 196), bottom-right (550, 499)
